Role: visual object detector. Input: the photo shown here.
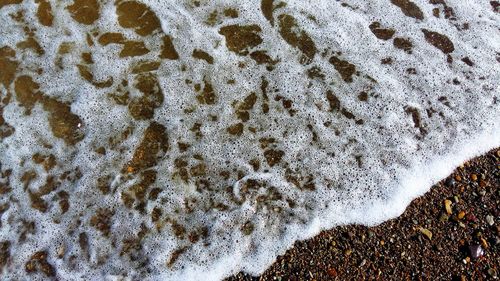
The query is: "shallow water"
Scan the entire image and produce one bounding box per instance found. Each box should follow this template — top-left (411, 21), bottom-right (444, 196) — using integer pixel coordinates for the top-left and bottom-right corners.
top-left (0, 0), bottom-right (499, 280)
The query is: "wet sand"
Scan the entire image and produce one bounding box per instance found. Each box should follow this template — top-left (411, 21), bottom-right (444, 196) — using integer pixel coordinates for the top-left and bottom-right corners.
top-left (228, 148), bottom-right (500, 280)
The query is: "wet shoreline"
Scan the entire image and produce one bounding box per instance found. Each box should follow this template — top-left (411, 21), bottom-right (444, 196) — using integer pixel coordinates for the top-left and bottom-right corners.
top-left (228, 148), bottom-right (500, 280)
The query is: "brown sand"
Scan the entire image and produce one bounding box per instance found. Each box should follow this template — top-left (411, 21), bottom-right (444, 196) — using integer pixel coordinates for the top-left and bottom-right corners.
top-left (227, 148), bottom-right (499, 280)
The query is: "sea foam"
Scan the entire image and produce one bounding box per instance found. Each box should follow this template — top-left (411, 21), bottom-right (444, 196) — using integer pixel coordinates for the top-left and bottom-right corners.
top-left (0, 0), bottom-right (499, 280)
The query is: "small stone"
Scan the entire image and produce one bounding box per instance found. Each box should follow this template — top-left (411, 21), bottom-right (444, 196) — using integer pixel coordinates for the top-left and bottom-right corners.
top-left (466, 213), bottom-right (477, 222)
top-left (485, 215), bottom-right (494, 226)
top-left (327, 268), bottom-right (338, 277)
top-left (458, 211), bottom-right (466, 220)
top-left (444, 199), bottom-right (453, 215)
top-left (480, 238), bottom-right (488, 249)
top-left (469, 244), bottom-right (484, 259)
top-left (455, 175), bottom-right (462, 181)
top-left (470, 174), bottom-right (478, 181)
top-left (439, 213), bottom-right (449, 222)
top-left (419, 227), bottom-right (432, 240)
top-left (445, 177), bottom-right (455, 187)
top-left (488, 268), bottom-right (497, 278)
